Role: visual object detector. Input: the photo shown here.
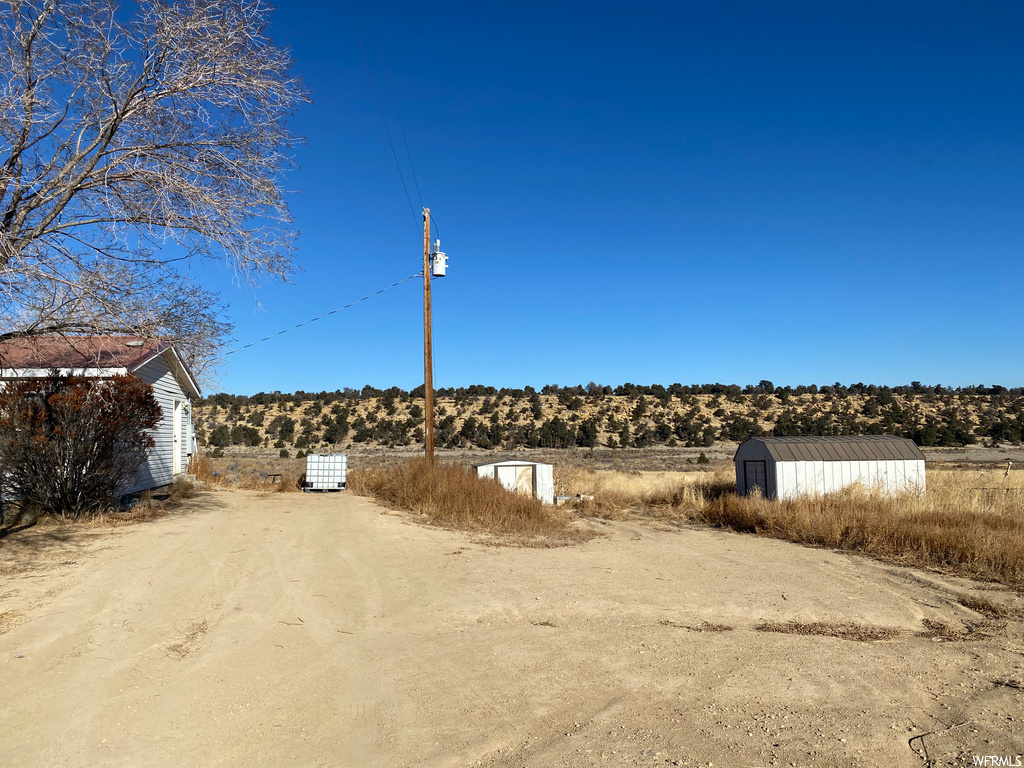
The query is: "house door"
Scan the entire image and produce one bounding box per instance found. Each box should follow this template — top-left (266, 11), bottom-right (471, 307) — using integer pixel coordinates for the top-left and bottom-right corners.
top-left (172, 400), bottom-right (183, 475)
top-left (744, 461), bottom-right (767, 496)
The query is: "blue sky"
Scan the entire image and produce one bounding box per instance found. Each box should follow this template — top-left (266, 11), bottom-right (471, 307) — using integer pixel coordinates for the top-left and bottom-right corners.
top-left (204, 1), bottom-right (1024, 395)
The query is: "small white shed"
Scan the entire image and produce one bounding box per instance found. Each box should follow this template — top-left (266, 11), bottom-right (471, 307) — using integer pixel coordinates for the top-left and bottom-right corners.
top-left (0, 335), bottom-right (201, 494)
top-left (734, 436), bottom-right (926, 500)
top-left (475, 460), bottom-right (555, 505)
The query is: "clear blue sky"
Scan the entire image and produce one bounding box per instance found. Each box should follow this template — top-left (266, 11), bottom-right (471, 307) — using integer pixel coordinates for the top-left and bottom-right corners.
top-left (204, 0), bottom-right (1024, 395)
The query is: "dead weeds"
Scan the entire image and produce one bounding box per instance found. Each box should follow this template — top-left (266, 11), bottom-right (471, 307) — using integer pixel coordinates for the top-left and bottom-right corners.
top-left (917, 618), bottom-right (1006, 642)
top-left (164, 618), bottom-right (209, 660)
top-left (351, 458), bottom-right (591, 546)
top-left (756, 620), bottom-right (900, 642)
top-left (659, 619), bottom-right (734, 632)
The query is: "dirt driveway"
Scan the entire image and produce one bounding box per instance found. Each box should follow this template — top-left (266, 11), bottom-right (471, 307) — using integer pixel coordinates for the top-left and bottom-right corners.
top-left (1, 490), bottom-right (1022, 767)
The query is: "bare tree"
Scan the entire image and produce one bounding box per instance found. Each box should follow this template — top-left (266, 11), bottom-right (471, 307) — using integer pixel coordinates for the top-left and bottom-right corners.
top-left (0, 0), bottom-right (309, 375)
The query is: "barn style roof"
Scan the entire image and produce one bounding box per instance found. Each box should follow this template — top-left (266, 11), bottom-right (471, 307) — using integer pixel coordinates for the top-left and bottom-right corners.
top-left (737, 436), bottom-right (926, 462)
top-left (0, 335), bottom-right (200, 398)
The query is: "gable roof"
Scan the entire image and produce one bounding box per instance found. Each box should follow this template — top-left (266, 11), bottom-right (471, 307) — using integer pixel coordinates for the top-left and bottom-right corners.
top-left (0, 335), bottom-right (201, 398)
top-left (737, 435), bottom-right (925, 462)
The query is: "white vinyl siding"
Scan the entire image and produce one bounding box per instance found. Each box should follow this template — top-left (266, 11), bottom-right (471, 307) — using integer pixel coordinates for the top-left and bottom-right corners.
top-left (129, 354), bottom-right (193, 494)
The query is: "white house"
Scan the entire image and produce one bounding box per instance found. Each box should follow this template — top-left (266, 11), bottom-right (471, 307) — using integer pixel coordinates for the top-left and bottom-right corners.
top-left (0, 335), bottom-right (201, 494)
top-left (734, 435), bottom-right (926, 500)
top-left (475, 459), bottom-right (555, 505)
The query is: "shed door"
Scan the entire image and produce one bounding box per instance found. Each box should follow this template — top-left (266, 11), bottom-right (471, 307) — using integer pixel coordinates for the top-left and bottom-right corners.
top-left (744, 461), bottom-right (767, 496)
top-left (514, 465), bottom-right (535, 496)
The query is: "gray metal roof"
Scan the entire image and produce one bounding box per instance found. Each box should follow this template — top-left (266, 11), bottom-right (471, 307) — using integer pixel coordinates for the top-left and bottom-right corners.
top-left (736, 436), bottom-right (926, 462)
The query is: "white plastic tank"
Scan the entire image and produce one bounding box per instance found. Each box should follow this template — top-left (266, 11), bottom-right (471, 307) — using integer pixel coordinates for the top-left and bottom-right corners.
top-left (303, 453), bottom-right (347, 492)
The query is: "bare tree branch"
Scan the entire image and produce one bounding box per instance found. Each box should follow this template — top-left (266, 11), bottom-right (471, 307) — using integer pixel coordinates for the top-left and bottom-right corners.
top-left (0, 0), bottom-right (309, 378)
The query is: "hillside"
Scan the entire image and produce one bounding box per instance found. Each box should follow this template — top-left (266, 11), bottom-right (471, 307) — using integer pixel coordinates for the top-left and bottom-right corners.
top-left (193, 382), bottom-right (1024, 456)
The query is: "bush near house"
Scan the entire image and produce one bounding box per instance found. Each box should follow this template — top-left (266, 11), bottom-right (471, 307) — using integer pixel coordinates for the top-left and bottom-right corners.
top-left (0, 374), bottom-right (161, 519)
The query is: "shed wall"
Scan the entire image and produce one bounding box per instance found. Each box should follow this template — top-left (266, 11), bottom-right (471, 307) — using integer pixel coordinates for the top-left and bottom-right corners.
top-left (774, 459), bottom-right (925, 499)
top-left (130, 355), bottom-right (193, 494)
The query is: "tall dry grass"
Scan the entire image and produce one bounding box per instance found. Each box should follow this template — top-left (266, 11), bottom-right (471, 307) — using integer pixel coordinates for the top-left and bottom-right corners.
top-left (350, 458), bottom-right (586, 544)
top-left (563, 465), bottom-right (1024, 589)
top-left (555, 465), bottom-right (735, 518)
top-left (196, 455), bottom-right (304, 492)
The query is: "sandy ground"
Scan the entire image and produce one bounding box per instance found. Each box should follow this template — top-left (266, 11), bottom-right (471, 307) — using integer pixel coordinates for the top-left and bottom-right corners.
top-left (1, 491), bottom-right (1023, 768)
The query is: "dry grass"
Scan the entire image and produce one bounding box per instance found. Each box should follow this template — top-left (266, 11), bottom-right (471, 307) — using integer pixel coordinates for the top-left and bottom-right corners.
top-left (559, 465), bottom-right (1024, 590)
top-left (202, 456), bottom-right (304, 492)
top-left (755, 620), bottom-right (900, 642)
top-left (188, 453), bottom-right (217, 485)
top-left (917, 617), bottom-right (1007, 642)
top-left (698, 488), bottom-right (1024, 589)
top-left (350, 458), bottom-right (588, 545)
top-left (555, 466), bottom-right (735, 519)
top-left (659, 619), bottom-right (734, 632)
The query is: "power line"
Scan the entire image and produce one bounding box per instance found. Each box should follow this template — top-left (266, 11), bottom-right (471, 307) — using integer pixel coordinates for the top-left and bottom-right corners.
top-left (366, 0), bottom-right (423, 210)
top-left (344, 0), bottom-right (418, 231)
top-left (224, 273), bottom-right (422, 356)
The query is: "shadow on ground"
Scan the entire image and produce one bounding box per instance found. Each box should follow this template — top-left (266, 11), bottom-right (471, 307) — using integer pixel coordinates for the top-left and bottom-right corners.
top-left (0, 492), bottom-right (228, 573)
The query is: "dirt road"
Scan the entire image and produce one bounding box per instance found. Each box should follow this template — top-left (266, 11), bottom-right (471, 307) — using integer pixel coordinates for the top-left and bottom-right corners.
top-left (1, 490), bottom-right (1022, 767)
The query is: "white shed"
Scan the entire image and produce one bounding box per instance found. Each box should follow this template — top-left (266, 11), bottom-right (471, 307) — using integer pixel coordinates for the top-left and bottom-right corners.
top-left (0, 335), bottom-right (201, 494)
top-left (475, 460), bottom-right (555, 505)
top-left (734, 436), bottom-right (926, 500)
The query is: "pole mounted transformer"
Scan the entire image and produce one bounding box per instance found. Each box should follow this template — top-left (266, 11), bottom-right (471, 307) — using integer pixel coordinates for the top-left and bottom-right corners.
top-left (431, 240), bottom-right (447, 277)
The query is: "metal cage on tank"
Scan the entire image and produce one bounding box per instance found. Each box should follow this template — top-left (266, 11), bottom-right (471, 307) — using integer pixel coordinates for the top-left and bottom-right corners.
top-left (302, 453), bottom-right (348, 492)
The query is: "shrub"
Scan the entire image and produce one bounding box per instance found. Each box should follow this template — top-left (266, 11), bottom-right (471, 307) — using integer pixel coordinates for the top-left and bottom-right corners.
top-left (208, 424), bottom-right (230, 447)
top-left (0, 373), bottom-right (161, 519)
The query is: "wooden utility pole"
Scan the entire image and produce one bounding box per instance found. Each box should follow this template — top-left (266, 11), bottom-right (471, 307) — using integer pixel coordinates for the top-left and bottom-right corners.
top-left (422, 207), bottom-right (435, 464)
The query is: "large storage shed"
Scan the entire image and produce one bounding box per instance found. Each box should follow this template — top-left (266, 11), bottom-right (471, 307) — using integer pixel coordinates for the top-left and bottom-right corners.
top-left (734, 436), bottom-right (926, 500)
top-left (475, 460), bottom-right (555, 505)
top-left (0, 335), bottom-right (201, 494)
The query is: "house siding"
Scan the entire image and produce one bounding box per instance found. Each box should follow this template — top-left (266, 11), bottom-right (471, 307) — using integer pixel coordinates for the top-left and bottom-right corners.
top-left (130, 353), bottom-right (192, 494)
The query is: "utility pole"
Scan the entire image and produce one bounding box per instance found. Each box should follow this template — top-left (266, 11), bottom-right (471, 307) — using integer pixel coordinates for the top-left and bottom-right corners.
top-left (422, 207), bottom-right (435, 464)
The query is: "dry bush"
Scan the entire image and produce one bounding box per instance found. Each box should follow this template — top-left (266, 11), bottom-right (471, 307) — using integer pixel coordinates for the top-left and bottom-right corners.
top-left (167, 477), bottom-right (198, 501)
top-left (350, 458), bottom-right (586, 544)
